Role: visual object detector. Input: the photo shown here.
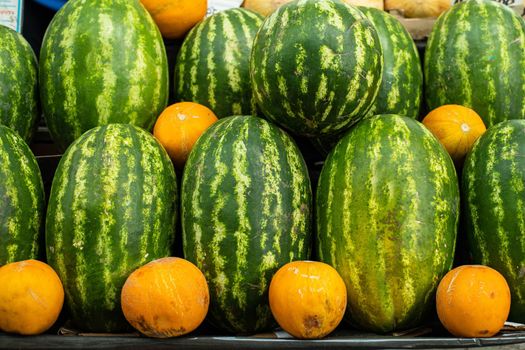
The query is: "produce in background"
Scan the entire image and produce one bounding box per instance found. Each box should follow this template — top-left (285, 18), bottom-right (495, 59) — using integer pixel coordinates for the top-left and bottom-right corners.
top-left (182, 116), bottom-right (312, 334)
top-left (0, 26), bottom-right (39, 142)
top-left (358, 7), bottom-right (422, 119)
top-left (39, 0), bottom-right (169, 151)
top-left (250, 0), bottom-right (383, 138)
top-left (425, 0), bottom-right (525, 128)
top-left (269, 261), bottom-right (347, 339)
top-left (384, 0), bottom-right (451, 17)
top-left (140, 0), bottom-right (207, 39)
top-left (174, 9), bottom-right (263, 118)
top-left (422, 105), bottom-right (486, 165)
top-left (153, 102), bottom-right (218, 169)
top-left (242, 0), bottom-right (383, 17)
top-left (317, 115), bottom-right (459, 333)
top-left (0, 126), bottom-right (45, 266)
top-left (0, 260), bottom-right (64, 335)
top-left (436, 265), bottom-right (510, 337)
top-left (462, 120), bottom-right (525, 323)
top-left (121, 257), bottom-right (209, 338)
top-left (46, 124), bottom-right (178, 333)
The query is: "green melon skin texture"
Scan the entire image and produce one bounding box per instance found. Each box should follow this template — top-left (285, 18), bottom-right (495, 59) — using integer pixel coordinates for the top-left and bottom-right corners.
top-left (317, 115), bottom-right (459, 333)
top-left (0, 26), bottom-right (39, 142)
top-left (0, 125), bottom-right (45, 265)
top-left (250, 0), bottom-right (383, 138)
top-left (425, 0), bottom-right (525, 128)
top-left (45, 124), bottom-right (177, 332)
top-left (358, 7), bottom-right (422, 120)
top-left (174, 8), bottom-right (263, 118)
top-left (182, 116), bottom-right (312, 334)
top-left (462, 120), bottom-right (525, 322)
top-left (39, 0), bottom-right (169, 151)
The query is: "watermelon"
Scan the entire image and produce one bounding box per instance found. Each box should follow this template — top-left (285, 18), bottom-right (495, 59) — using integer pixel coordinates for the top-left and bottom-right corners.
top-left (0, 126), bottom-right (45, 265)
top-left (45, 124), bottom-right (177, 332)
top-left (250, 0), bottom-right (383, 138)
top-left (358, 7), bottom-right (422, 120)
top-left (0, 25), bottom-right (39, 142)
top-left (39, 0), bottom-right (169, 151)
top-left (182, 116), bottom-right (312, 334)
top-left (174, 9), bottom-right (263, 118)
top-left (316, 115), bottom-right (459, 333)
top-left (425, 0), bottom-right (525, 128)
top-left (462, 120), bottom-right (525, 323)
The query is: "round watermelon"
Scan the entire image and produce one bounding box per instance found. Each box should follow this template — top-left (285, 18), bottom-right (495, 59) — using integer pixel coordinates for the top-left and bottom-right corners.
top-left (182, 115), bottom-right (312, 334)
top-left (0, 26), bottom-right (39, 142)
top-left (174, 8), bottom-right (263, 118)
top-left (250, 0), bottom-right (383, 138)
top-left (317, 114), bottom-right (459, 333)
top-left (39, 0), bottom-right (169, 150)
top-left (45, 124), bottom-right (177, 332)
top-left (0, 126), bottom-right (45, 265)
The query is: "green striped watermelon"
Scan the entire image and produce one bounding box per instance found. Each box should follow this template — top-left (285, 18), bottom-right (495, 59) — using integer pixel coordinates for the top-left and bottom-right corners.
top-left (174, 9), bottom-right (263, 118)
top-left (0, 25), bottom-right (39, 142)
top-left (46, 124), bottom-right (177, 332)
top-left (0, 126), bottom-right (45, 265)
top-left (250, 0), bottom-right (383, 138)
top-left (39, 0), bottom-right (168, 151)
top-left (462, 120), bottom-right (525, 323)
top-left (425, 0), bottom-right (525, 127)
top-left (317, 115), bottom-right (459, 333)
top-left (358, 7), bottom-right (422, 120)
top-left (182, 116), bottom-right (312, 334)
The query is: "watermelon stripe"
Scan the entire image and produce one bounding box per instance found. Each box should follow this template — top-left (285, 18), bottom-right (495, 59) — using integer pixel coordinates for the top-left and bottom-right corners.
top-left (0, 128), bottom-right (44, 264)
top-left (317, 115), bottom-right (458, 333)
top-left (182, 116), bottom-right (311, 333)
top-left (46, 124), bottom-right (177, 332)
top-left (425, 0), bottom-right (525, 127)
top-left (40, 0), bottom-right (168, 150)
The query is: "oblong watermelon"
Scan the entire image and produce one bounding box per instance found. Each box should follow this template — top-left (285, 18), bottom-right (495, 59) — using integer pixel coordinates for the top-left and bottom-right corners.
top-left (182, 116), bottom-right (312, 334)
top-left (0, 126), bottom-right (45, 265)
top-left (46, 124), bottom-right (177, 332)
top-left (316, 115), bottom-right (459, 333)
top-left (462, 120), bottom-right (525, 323)
top-left (174, 9), bottom-right (263, 118)
top-left (0, 26), bottom-right (39, 142)
top-left (359, 7), bottom-right (422, 120)
top-left (425, 0), bottom-right (525, 127)
top-left (250, 0), bottom-right (383, 137)
top-left (39, 0), bottom-right (169, 150)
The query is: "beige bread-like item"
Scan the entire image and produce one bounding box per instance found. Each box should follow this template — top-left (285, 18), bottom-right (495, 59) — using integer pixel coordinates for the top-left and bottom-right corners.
top-left (385, 0), bottom-right (451, 18)
top-left (243, 0), bottom-right (383, 17)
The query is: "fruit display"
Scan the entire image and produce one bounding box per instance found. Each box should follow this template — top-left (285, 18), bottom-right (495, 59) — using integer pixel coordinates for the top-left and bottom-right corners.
top-left (359, 7), bottom-right (422, 120)
top-left (0, 126), bottom-right (45, 266)
top-left (436, 265), bottom-right (511, 338)
top-left (423, 105), bottom-right (486, 164)
top-left (0, 26), bottom-right (39, 142)
top-left (0, 260), bottom-right (64, 335)
top-left (317, 115), bottom-right (459, 333)
top-left (182, 115), bottom-right (312, 333)
top-left (39, 0), bottom-right (169, 150)
top-left (3, 0), bottom-right (525, 344)
top-left (425, 0), bottom-right (525, 128)
top-left (462, 120), bottom-right (525, 323)
top-left (250, 0), bottom-right (383, 137)
top-left (121, 257), bottom-right (209, 338)
top-left (269, 261), bottom-right (347, 339)
top-left (45, 124), bottom-right (178, 332)
top-left (174, 9), bottom-right (263, 119)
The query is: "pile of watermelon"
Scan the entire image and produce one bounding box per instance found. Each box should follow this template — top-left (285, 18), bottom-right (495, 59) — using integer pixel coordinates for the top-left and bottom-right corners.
top-left (1, 0), bottom-right (525, 337)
